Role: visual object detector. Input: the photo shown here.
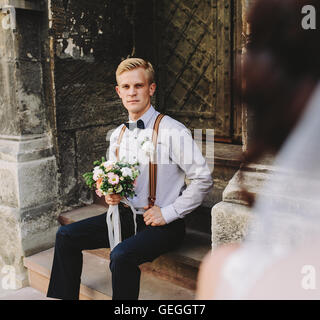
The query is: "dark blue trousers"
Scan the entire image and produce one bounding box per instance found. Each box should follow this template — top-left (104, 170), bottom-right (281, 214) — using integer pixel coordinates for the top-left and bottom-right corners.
top-left (46, 203), bottom-right (185, 300)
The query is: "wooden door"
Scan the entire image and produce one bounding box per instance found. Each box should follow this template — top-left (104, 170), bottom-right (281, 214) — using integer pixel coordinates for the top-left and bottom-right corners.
top-left (154, 0), bottom-right (242, 143)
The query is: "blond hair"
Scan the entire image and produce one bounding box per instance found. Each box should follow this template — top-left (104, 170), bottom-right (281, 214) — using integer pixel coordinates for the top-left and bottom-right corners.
top-left (116, 58), bottom-right (155, 84)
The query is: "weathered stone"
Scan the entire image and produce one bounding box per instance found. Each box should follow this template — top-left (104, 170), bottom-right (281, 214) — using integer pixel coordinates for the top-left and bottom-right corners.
top-left (15, 10), bottom-right (42, 61)
top-left (0, 162), bottom-right (18, 207)
top-left (0, 134), bottom-right (54, 163)
top-left (211, 201), bottom-right (252, 248)
top-left (0, 6), bottom-right (60, 289)
top-left (20, 204), bottom-right (59, 257)
top-left (56, 131), bottom-right (77, 206)
top-left (222, 157), bottom-right (275, 205)
top-left (0, 205), bottom-right (27, 288)
top-left (76, 125), bottom-right (115, 204)
top-left (0, 61), bottom-right (21, 135)
top-left (18, 157), bottom-right (59, 209)
top-left (0, 60), bottom-right (46, 135)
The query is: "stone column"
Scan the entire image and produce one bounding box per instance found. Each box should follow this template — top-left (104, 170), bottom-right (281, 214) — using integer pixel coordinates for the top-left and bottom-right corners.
top-left (211, 0), bottom-right (273, 248)
top-left (0, 1), bottom-right (59, 288)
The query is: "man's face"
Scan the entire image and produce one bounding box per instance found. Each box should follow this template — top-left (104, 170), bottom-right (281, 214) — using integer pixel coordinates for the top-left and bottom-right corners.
top-left (116, 67), bottom-right (156, 118)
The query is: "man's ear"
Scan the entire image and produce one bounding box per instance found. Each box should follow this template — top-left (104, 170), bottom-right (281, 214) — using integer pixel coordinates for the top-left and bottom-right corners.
top-left (149, 83), bottom-right (156, 97)
top-left (115, 86), bottom-right (121, 98)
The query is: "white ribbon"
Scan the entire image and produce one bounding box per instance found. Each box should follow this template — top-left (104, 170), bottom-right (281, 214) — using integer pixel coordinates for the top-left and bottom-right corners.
top-left (106, 198), bottom-right (137, 250)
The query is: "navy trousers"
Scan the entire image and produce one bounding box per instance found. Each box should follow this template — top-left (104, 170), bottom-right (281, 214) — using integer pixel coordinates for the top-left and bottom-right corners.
top-left (46, 203), bottom-right (186, 300)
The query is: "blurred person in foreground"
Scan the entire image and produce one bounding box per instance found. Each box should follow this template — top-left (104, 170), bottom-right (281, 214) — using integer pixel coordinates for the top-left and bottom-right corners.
top-left (196, 0), bottom-right (320, 299)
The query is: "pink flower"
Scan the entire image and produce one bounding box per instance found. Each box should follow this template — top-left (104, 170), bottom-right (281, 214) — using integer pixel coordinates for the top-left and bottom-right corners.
top-left (105, 165), bottom-right (113, 171)
top-left (95, 189), bottom-right (103, 197)
top-left (107, 173), bottom-right (119, 185)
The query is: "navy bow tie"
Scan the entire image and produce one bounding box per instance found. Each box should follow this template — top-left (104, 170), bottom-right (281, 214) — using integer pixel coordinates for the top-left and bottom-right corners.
top-left (124, 119), bottom-right (145, 130)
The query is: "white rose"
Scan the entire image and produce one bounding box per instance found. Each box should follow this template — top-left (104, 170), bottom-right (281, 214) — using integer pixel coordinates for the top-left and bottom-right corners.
top-left (93, 167), bottom-right (104, 181)
top-left (141, 140), bottom-right (155, 156)
top-left (121, 167), bottom-right (133, 178)
top-left (103, 160), bottom-right (115, 167)
top-left (102, 160), bottom-right (115, 171)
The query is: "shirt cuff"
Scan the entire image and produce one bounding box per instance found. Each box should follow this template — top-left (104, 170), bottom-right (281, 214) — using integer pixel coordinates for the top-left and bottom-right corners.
top-left (161, 204), bottom-right (178, 224)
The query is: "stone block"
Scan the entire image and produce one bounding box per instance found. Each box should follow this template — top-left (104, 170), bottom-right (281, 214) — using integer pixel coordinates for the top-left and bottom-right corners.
top-left (211, 201), bottom-right (252, 248)
top-left (0, 206), bottom-right (23, 267)
top-left (56, 131), bottom-right (78, 206)
top-left (20, 204), bottom-right (59, 257)
top-left (55, 73), bottom-right (125, 130)
top-left (0, 59), bottom-right (46, 136)
top-left (0, 205), bottom-right (27, 289)
top-left (0, 133), bottom-right (54, 162)
top-left (0, 61), bottom-right (21, 135)
top-left (16, 10), bottom-right (42, 61)
top-left (18, 156), bottom-right (59, 209)
top-left (222, 168), bottom-right (270, 206)
top-left (0, 162), bottom-right (18, 208)
top-left (76, 125), bottom-right (115, 203)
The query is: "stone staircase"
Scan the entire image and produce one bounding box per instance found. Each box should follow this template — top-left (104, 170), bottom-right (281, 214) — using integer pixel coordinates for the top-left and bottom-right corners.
top-left (23, 204), bottom-right (212, 300)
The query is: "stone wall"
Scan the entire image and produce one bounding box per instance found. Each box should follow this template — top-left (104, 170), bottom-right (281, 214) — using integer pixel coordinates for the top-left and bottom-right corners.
top-left (0, 0), bottom-right (247, 284)
top-left (48, 0), bottom-right (244, 229)
top-left (48, 0), bottom-right (156, 209)
top-left (0, 4), bottom-right (59, 287)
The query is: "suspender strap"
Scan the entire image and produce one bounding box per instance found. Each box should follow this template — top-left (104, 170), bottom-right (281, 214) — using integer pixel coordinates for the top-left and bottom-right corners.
top-left (115, 125), bottom-right (127, 161)
top-left (148, 114), bottom-right (165, 207)
top-left (115, 114), bottom-right (165, 208)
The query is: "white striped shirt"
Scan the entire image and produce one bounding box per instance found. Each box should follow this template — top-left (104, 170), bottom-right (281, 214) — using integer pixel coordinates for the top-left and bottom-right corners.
top-left (107, 105), bottom-right (213, 224)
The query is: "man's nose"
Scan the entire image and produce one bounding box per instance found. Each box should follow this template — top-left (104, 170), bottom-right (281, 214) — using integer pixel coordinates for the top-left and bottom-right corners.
top-left (128, 87), bottom-right (137, 96)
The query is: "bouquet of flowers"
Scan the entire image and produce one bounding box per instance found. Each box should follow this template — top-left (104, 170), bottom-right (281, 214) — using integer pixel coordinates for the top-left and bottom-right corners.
top-left (83, 157), bottom-right (140, 249)
top-left (83, 156), bottom-right (140, 199)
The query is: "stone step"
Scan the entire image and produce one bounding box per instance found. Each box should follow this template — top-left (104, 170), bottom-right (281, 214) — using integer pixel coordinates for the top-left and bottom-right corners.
top-left (0, 286), bottom-right (53, 300)
top-left (58, 204), bottom-right (212, 290)
top-left (23, 247), bottom-right (195, 300)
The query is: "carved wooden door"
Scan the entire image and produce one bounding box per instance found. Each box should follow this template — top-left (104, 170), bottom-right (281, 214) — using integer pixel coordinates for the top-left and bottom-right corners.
top-left (154, 0), bottom-right (242, 143)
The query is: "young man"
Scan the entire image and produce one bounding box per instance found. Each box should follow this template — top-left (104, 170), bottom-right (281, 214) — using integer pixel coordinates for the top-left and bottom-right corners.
top-left (47, 58), bottom-right (213, 300)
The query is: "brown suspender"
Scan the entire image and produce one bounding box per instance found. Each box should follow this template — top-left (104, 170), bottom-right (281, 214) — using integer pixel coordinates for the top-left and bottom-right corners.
top-left (115, 125), bottom-right (126, 161)
top-left (148, 113), bottom-right (165, 207)
top-left (115, 114), bottom-right (165, 208)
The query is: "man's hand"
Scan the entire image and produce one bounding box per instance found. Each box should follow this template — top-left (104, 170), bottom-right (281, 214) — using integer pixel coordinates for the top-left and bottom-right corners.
top-left (143, 205), bottom-right (167, 226)
top-left (105, 194), bottom-right (122, 206)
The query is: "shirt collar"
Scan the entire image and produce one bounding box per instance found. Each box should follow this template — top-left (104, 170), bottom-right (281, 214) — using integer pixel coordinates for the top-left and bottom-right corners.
top-left (128, 105), bottom-right (156, 128)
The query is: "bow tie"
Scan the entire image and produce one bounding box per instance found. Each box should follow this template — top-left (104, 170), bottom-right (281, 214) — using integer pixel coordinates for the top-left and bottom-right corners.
top-left (124, 119), bottom-right (145, 130)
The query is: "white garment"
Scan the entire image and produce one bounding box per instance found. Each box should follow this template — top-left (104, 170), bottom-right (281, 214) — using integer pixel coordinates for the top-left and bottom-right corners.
top-left (216, 83), bottom-right (320, 299)
top-left (107, 105), bottom-right (213, 224)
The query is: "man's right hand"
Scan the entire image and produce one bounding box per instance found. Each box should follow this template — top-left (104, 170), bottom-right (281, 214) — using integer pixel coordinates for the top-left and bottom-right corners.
top-left (105, 194), bottom-right (122, 206)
